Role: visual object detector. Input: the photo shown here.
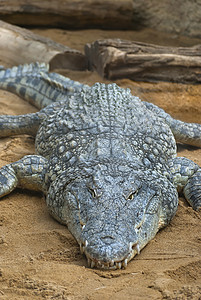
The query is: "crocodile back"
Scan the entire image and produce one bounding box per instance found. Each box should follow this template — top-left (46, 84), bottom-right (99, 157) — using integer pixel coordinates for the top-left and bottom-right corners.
top-left (36, 83), bottom-right (176, 175)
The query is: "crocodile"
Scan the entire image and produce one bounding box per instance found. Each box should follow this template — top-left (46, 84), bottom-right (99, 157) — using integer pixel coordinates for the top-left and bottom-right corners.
top-left (0, 62), bottom-right (200, 270)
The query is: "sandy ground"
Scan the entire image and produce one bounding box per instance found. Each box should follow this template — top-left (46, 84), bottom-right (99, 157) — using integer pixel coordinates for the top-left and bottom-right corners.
top-left (0, 28), bottom-right (200, 300)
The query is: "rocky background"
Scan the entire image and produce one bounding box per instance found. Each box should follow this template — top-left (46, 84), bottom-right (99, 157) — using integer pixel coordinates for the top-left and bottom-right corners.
top-left (0, 0), bottom-right (201, 38)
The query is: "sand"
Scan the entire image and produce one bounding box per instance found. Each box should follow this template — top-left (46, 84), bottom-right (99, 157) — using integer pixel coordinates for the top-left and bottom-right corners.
top-left (0, 28), bottom-right (200, 300)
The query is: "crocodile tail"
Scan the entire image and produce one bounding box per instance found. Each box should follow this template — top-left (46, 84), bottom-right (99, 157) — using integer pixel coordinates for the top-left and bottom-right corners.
top-left (0, 62), bottom-right (54, 109)
top-left (40, 71), bottom-right (88, 94)
top-left (0, 62), bottom-right (87, 110)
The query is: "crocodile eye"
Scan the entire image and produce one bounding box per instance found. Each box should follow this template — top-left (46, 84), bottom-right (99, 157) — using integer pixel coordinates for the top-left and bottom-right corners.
top-left (127, 193), bottom-right (134, 200)
top-left (126, 188), bottom-right (140, 200)
top-left (88, 187), bottom-right (96, 198)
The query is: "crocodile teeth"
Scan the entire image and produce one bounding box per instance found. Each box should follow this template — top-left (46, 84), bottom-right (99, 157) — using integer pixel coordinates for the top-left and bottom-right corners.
top-left (87, 257), bottom-right (96, 268)
top-left (85, 256), bottom-right (129, 270)
top-left (135, 244), bottom-right (140, 255)
top-left (122, 258), bottom-right (128, 269)
top-left (115, 262), bottom-right (122, 269)
top-left (84, 240), bottom-right (88, 247)
top-left (79, 243), bottom-right (84, 254)
top-left (129, 242), bottom-right (140, 255)
top-left (91, 260), bottom-right (95, 268)
top-left (110, 260), bottom-right (114, 267)
top-left (97, 261), bottom-right (101, 267)
top-left (129, 242), bottom-right (133, 252)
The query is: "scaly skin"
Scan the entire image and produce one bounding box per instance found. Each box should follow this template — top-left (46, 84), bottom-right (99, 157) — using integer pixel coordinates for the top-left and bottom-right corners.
top-left (0, 63), bottom-right (200, 270)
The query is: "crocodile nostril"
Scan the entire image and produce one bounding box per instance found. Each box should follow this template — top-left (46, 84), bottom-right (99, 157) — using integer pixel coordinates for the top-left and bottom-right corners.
top-left (101, 236), bottom-right (115, 244)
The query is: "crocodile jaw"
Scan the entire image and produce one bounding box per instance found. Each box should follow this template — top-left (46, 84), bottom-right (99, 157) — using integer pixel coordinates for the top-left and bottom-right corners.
top-left (79, 241), bottom-right (140, 270)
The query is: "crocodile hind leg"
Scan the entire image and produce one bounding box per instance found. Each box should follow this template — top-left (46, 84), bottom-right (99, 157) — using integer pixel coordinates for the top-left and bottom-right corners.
top-left (0, 155), bottom-right (48, 198)
top-left (170, 157), bottom-right (201, 210)
top-left (143, 101), bottom-right (201, 147)
top-left (144, 101), bottom-right (201, 209)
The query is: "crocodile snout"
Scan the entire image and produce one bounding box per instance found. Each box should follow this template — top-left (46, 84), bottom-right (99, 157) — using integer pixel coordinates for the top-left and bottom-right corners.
top-left (79, 233), bottom-right (140, 270)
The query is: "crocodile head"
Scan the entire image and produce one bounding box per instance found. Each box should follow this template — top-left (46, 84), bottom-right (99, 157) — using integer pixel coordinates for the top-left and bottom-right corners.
top-left (58, 165), bottom-right (178, 270)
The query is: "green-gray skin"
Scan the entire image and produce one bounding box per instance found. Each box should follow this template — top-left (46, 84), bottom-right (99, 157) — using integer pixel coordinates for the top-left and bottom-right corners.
top-left (0, 63), bottom-right (200, 270)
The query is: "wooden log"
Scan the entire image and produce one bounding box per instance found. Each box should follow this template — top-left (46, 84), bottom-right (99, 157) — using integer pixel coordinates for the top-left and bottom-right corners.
top-left (85, 39), bottom-right (201, 83)
top-left (0, 0), bottom-right (134, 29)
top-left (0, 21), bottom-right (87, 70)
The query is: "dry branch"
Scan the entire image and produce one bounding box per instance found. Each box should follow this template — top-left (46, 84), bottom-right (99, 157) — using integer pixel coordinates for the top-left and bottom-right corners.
top-left (85, 39), bottom-right (201, 83)
top-left (0, 21), bottom-right (87, 70)
top-left (0, 0), bottom-right (134, 29)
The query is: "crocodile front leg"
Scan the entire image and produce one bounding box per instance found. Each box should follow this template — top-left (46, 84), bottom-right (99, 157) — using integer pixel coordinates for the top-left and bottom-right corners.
top-left (0, 113), bottom-right (41, 137)
top-left (170, 157), bottom-right (201, 210)
top-left (0, 155), bottom-right (48, 198)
